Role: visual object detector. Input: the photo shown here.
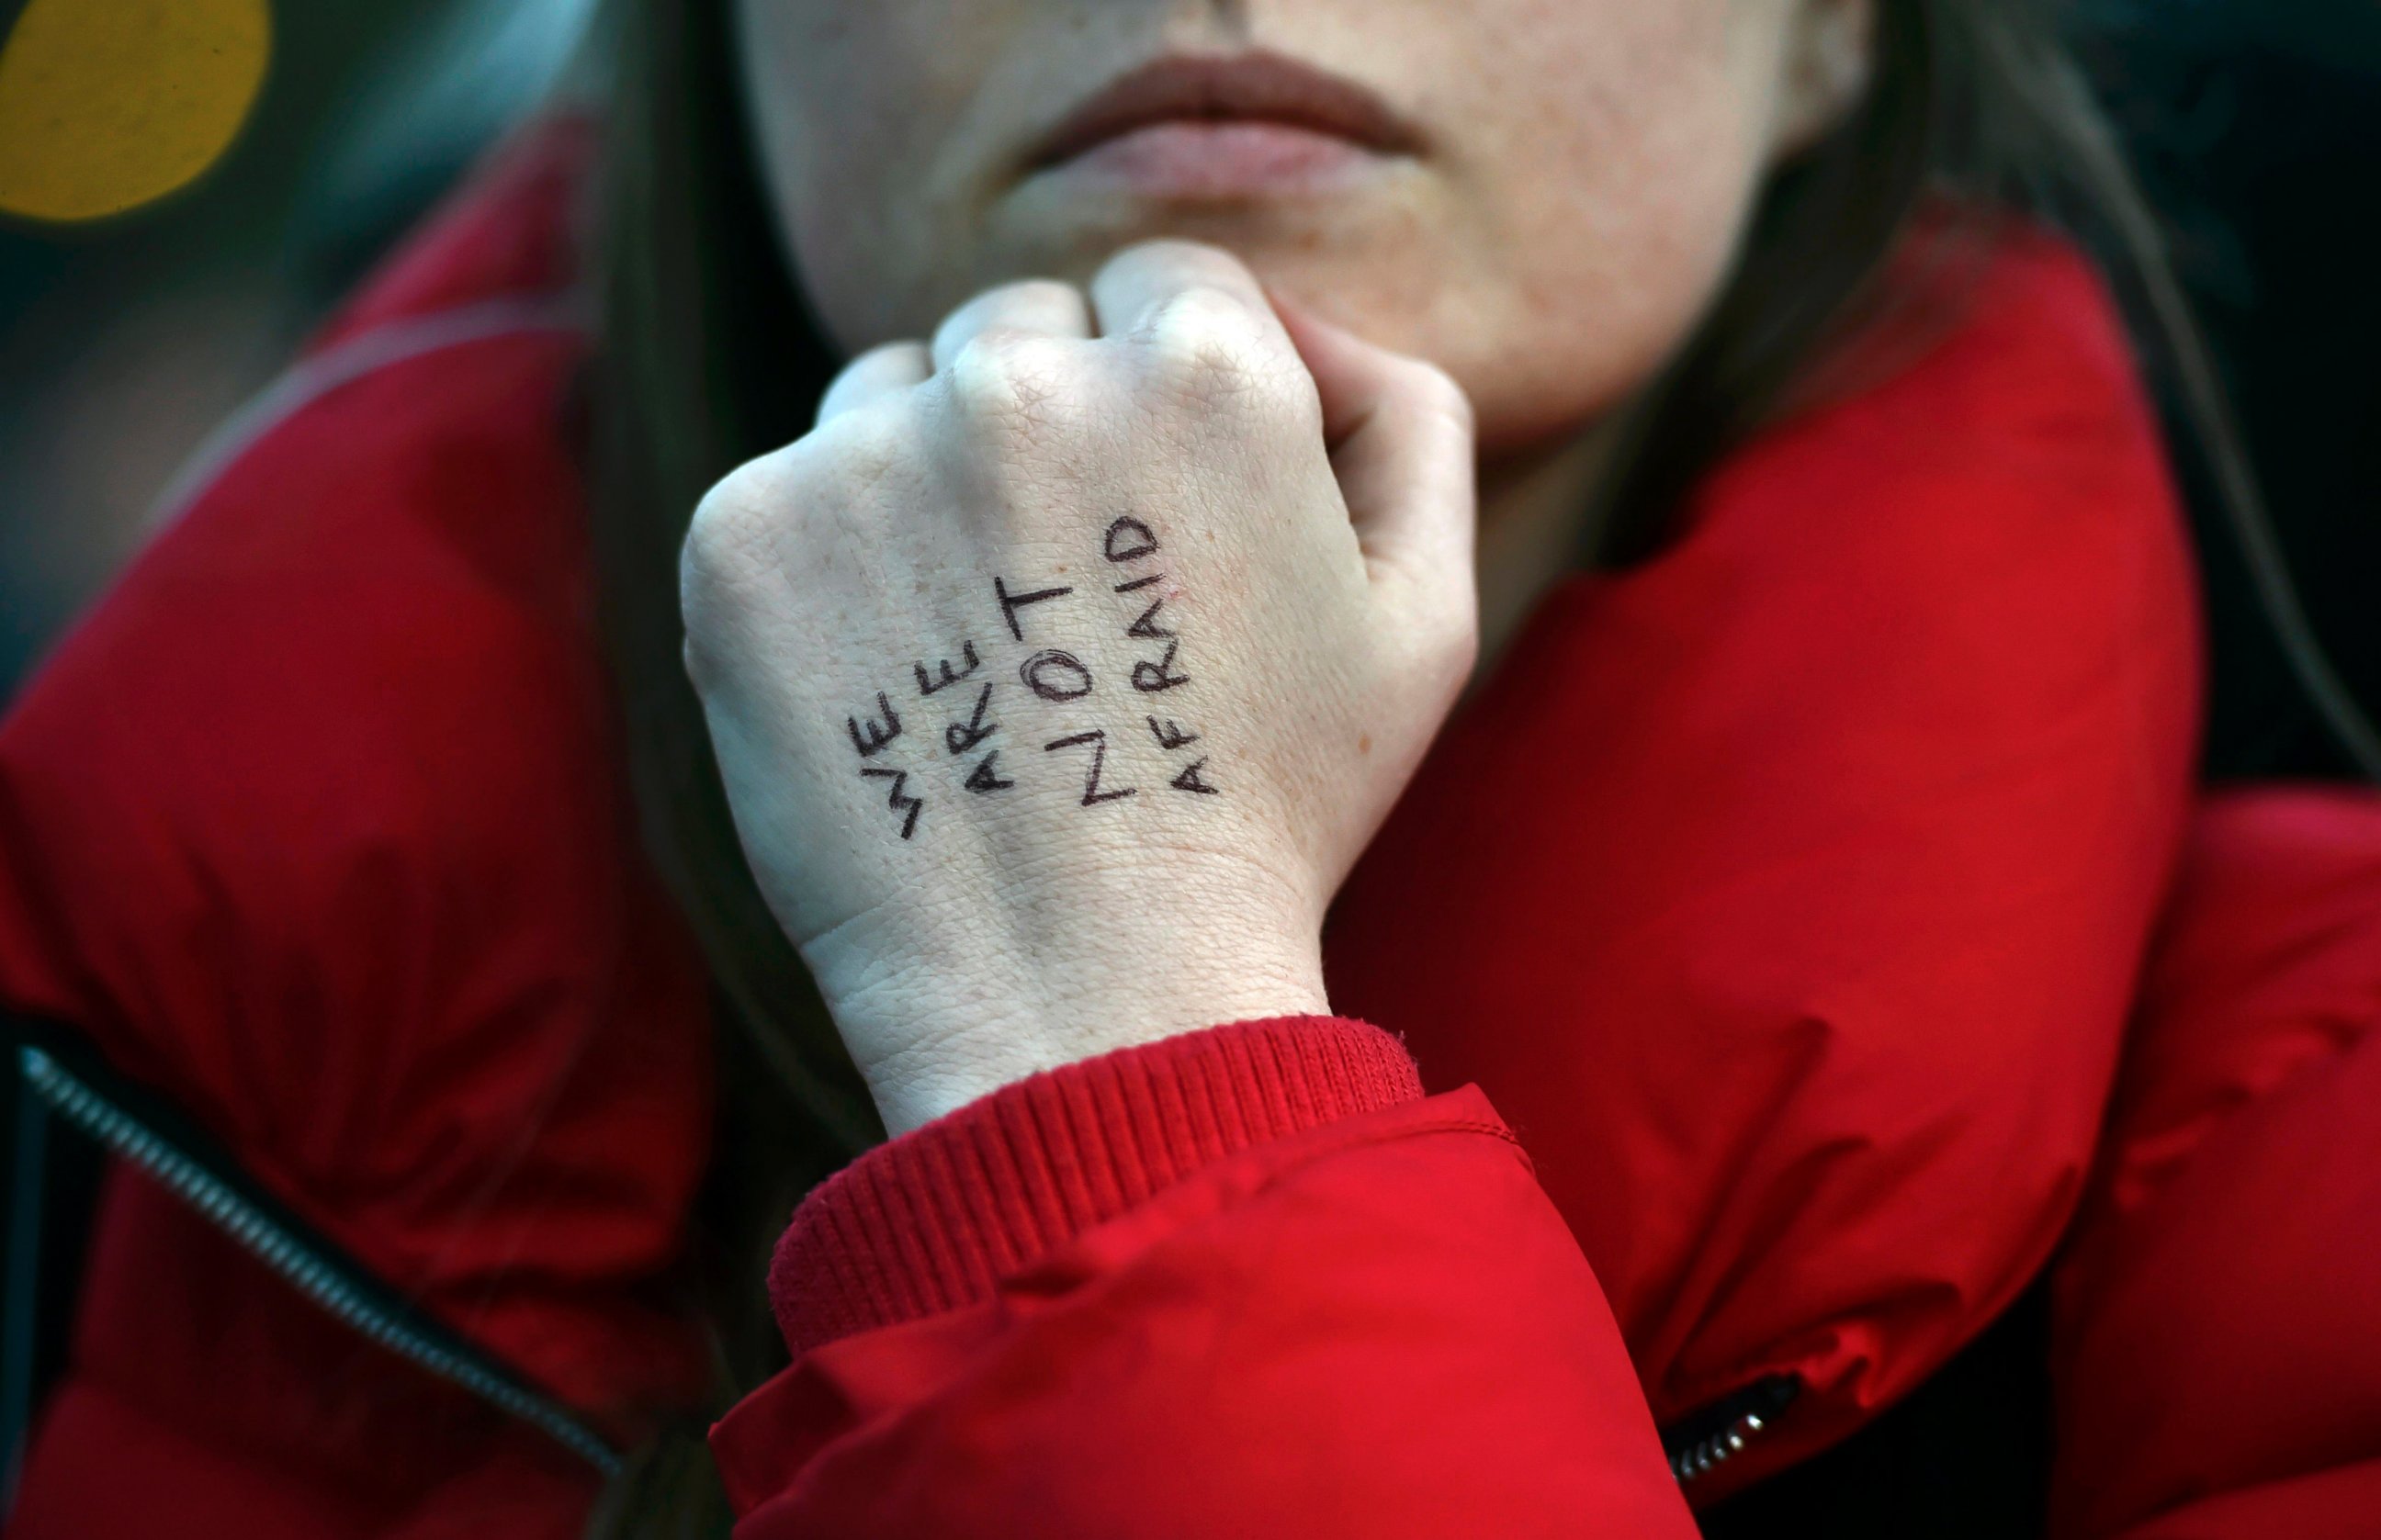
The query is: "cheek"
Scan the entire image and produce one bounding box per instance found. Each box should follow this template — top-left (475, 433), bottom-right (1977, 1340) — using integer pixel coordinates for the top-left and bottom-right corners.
top-left (736, 1), bottom-right (1000, 352)
top-left (1411, 6), bottom-right (1783, 449)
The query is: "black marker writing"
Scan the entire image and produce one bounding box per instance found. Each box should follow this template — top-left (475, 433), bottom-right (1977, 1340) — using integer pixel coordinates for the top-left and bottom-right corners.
top-left (944, 681), bottom-right (999, 756)
top-left (860, 767), bottom-right (924, 838)
top-left (1148, 716), bottom-right (1200, 751)
top-left (1169, 759), bottom-right (1220, 795)
top-left (1045, 731), bottom-right (1137, 805)
top-left (1131, 640), bottom-right (1191, 693)
top-left (1021, 649), bottom-right (1095, 702)
top-left (1103, 517), bottom-right (1159, 564)
top-left (995, 577), bottom-right (1074, 642)
top-left (913, 643), bottom-right (981, 697)
top-left (847, 693), bottom-right (903, 758)
top-left (1126, 596), bottom-right (1175, 640)
top-left (1112, 574), bottom-right (1163, 594)
top-left (964, 752), bottom-right (1015, 792)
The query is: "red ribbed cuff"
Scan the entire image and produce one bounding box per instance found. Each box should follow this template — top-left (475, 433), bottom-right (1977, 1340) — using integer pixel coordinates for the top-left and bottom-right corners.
top-left (767, 1015), bottom-right (1424, 1357)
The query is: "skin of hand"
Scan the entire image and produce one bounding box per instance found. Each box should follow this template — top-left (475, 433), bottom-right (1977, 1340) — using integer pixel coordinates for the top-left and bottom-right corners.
top-left (683, 241), bottom-right (1476, 1134)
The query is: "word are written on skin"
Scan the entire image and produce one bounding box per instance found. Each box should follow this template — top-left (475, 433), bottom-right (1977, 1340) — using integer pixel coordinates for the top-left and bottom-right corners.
top-left (843, 517), bottom-right (1218, 842)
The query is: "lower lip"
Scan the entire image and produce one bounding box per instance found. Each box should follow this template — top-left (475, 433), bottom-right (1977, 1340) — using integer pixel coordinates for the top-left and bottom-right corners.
top-left (1038, 120), bottom-right (1390, 198)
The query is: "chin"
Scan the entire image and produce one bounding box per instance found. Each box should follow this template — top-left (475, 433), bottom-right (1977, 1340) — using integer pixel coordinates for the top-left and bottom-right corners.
top-left (994, 159), bottom-right (1433, 274)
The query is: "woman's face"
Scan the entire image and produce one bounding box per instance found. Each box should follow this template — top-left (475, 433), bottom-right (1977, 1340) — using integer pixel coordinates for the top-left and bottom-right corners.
top-left (735, 0), bottom-right (1868, 452)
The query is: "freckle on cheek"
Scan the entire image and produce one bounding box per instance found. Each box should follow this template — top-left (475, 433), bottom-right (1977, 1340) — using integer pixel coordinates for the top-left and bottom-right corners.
top-left (1359, 734), bottom-right (1372, 755)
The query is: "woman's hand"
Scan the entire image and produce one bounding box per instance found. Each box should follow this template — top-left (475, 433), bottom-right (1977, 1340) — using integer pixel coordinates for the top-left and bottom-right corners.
top-left (683, 242), bottom-right (1476, 1134)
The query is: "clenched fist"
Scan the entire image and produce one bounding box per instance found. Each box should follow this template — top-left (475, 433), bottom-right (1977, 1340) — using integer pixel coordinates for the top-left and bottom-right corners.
top-left (683, 242), bottom-right (1476, 1133)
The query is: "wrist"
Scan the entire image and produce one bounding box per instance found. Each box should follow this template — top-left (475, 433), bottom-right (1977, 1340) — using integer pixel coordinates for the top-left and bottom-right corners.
top-left (863, 971), bottom-right (1334, 1135)
top-left (803, 881), bottom-right (1329, 1135)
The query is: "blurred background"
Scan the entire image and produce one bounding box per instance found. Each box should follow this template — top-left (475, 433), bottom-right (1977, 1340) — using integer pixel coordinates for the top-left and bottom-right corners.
top-left (0, 0), bottom-right (598, 690)
top-left (3, 0), bottom-right (2378, 748)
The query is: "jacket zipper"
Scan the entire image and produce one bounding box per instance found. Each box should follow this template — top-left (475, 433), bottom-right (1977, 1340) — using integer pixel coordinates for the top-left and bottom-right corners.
top-left (1669, 1405), bottom-right (1773, 1482)
top-left (17, 1045), bottom-right (622, 1476)
top-left (1664, 1374), bottom-right (1800, 1485)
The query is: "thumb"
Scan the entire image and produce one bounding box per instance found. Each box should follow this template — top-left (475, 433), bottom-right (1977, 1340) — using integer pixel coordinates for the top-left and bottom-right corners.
top-left (1270, 293), bottom-right (1478, 598)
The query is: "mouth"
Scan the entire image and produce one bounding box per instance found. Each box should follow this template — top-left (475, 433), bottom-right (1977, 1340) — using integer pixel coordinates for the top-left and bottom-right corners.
top-left (1022, 51), bottom-right (1424, 198)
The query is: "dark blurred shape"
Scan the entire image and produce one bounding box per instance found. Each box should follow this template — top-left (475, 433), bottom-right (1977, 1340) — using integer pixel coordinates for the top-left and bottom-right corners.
top-left (2082, 0), bottom-right (2381, 780)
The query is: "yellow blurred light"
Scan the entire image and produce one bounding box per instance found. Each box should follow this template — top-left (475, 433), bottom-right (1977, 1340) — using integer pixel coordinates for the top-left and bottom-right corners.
top-left (0, 0), bottom-right (271, 222)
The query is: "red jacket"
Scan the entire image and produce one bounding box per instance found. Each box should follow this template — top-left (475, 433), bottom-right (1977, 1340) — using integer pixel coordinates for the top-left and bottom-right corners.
top-left (4, 123), bottom-right (2376, 1538)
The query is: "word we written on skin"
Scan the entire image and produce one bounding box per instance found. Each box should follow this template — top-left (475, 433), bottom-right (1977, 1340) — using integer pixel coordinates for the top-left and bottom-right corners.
top-left (842, 517), bottom-right (1219, 842)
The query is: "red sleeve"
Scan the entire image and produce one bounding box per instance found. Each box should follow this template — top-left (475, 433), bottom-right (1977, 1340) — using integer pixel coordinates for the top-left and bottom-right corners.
top-left (710, 1017), bottom-right (1699, 1539)
top-left (2050, 790), bottom-right (2381, 1539)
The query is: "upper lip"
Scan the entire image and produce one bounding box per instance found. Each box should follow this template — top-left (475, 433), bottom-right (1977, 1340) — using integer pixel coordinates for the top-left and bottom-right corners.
top-left (1025, 51), bottom-right (1424, 172)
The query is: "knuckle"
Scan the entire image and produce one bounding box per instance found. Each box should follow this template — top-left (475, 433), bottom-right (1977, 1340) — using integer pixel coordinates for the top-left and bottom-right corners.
top-left (1404, 358), bottom-right (1476, 436)
top-left (678, 522), bottom-right (746, 689)
top-left (816, 342), bottom-right (927, 425)
top-left (679, 626), bottom-right (727, 696)
top-left (999, 277), bottom-right (1084, 317)
top-left (1102, 237), bottom-right (1251, 292)
top-left (1437, 606), bottom-right (1483, 680)
top-left (682, 418), bottom-right (896, 610)
top-left (942, 331), bottom-right (1078, 427)
top-left (1382, 628), bottom-right (1474, 717)
top-left (680, 520), bottom-right (769, 690)
top-left (952, 279), bottom-right (1087, 343)
top-left (840, 338), bottom-right (922, 386)
top-left (1139, 287), bottom-right (1273, 403)
top-left (1377, 577), bottom-right (1479, 696)
top-left (680, 463), bottom-right (773, 599)
top-left (1421, 596), bottom-right (1482, 691)
top-left (813, 399), bottom-right (911, 493)
top-left (1142, 285), bottom-right (1255, 352)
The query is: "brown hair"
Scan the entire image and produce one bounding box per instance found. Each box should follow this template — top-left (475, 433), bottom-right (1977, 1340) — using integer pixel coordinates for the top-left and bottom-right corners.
top-left (581, 0), bottom-right (2381, 1530)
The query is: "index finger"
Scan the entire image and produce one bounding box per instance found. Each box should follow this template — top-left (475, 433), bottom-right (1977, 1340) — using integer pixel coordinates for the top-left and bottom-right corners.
top-left (1086, 240), bottom-right (1291, 345)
